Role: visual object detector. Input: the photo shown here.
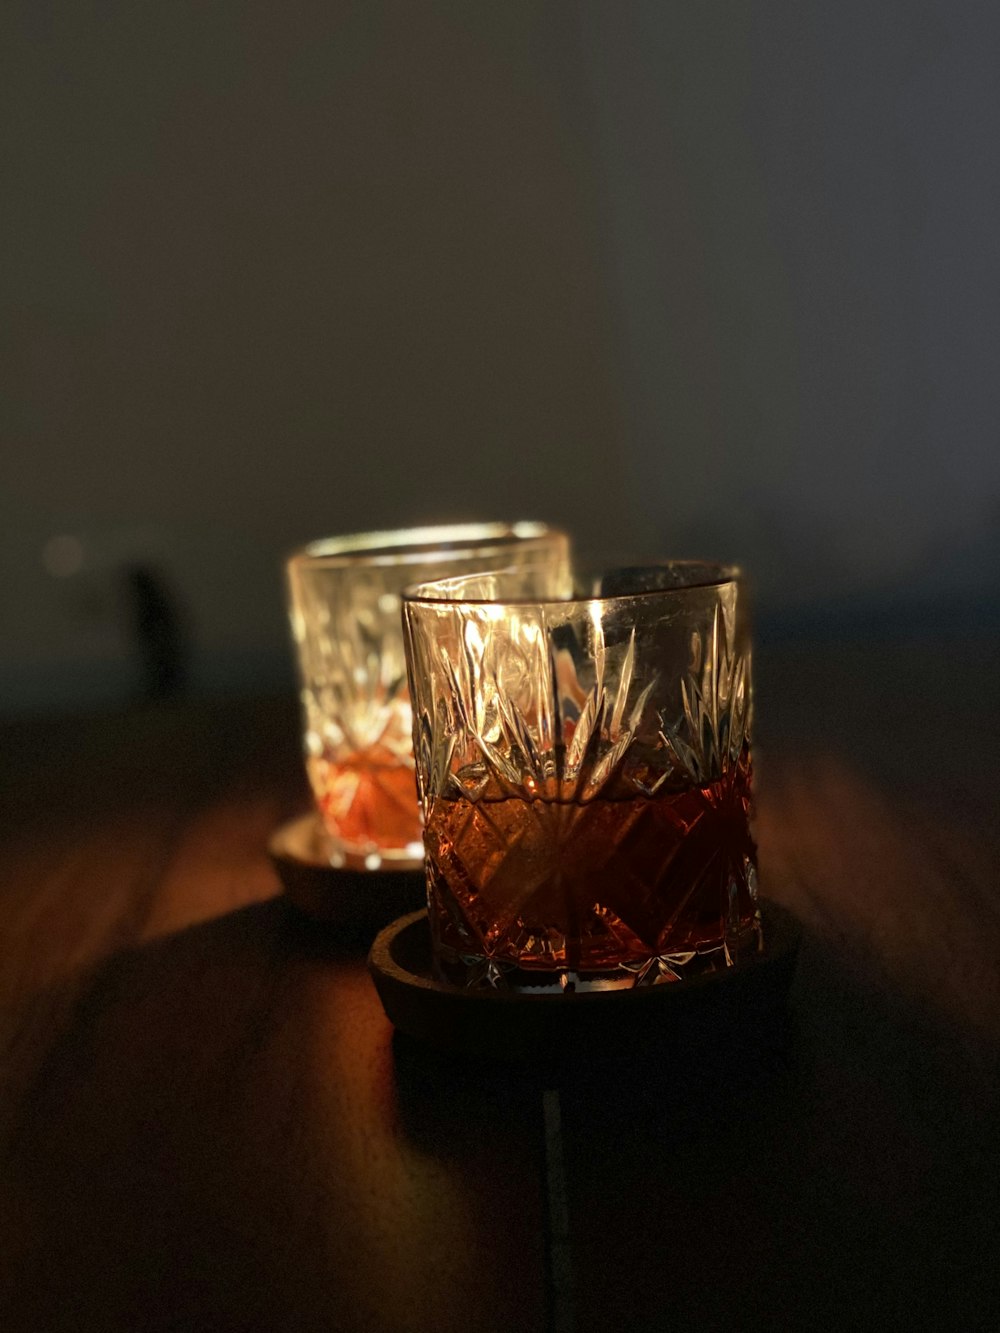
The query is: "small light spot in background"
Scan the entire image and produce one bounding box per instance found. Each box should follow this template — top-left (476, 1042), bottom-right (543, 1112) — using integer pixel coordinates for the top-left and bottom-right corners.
top-left (42, 534), bottom-right (85, 578)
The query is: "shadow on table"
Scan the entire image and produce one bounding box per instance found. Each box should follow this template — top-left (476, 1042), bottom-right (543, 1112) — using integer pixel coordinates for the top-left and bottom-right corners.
top-left (383, 901), bottom-right (1000, 1331)
top-left (385, 912), bottom-right (1000, 1333)
top-left (6, 895), bottom-right (999, 1333)
top-left (550, 924), bottom-right (1000, 1332)
top-left (3, 899), bottom-right (548, 1333)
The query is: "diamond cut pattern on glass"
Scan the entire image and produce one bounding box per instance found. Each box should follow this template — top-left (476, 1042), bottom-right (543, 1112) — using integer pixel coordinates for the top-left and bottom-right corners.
top-left (404, 569), bottom-right (760, 989)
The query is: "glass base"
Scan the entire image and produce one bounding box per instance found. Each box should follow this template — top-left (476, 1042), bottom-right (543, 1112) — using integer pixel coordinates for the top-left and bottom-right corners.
top-left (324, 838), bottom-right (425, 873)
top-left (432, 917), bottom-right (763, 992)
top-left (300, 815), bottom-right (424, 873)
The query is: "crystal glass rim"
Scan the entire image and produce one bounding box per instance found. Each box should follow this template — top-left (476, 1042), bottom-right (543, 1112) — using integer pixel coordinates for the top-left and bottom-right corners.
top-left (402, 559), bottom-right (742, 608)
top-left (287, 521), bottom-right (560, 571)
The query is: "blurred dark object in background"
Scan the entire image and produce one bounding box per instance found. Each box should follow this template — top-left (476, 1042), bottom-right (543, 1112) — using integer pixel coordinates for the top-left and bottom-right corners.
top-left (123, 563), bottom-right (189, 702)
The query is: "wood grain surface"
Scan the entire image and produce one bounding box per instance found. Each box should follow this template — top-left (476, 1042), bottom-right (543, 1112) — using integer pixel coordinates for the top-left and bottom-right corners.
top-left (2, 633), bottom-right (998, 1331)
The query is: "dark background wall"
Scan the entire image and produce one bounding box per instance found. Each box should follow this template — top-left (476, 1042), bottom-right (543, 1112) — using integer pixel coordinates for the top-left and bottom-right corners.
top-left (3, 1), bottom-right (998, 712)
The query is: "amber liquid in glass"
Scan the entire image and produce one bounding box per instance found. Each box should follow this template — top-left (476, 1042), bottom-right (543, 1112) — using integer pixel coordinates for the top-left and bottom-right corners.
top-left (309, 745), bottom-right (422, 856)
top-left (425, 748), bottom-right (757, 986)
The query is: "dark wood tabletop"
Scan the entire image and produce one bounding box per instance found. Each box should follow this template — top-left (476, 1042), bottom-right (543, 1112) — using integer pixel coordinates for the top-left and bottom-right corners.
top-left (2, 629), bottom-right (999, 1332)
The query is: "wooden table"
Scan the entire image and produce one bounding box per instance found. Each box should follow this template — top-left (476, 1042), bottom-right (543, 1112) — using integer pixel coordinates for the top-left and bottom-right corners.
top-left (2, 631), bottom-right (998, 1331)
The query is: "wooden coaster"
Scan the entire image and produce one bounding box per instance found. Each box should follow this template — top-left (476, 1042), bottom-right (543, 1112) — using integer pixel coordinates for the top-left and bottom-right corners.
top-left (368, 900), bottom-right (801, 1062)
top-left (269, 812), bottom-right (426, 928)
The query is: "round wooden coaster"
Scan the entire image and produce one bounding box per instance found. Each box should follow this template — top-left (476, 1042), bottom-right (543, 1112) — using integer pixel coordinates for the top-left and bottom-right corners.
top-left (269, 812), bottom-right (426, 928)
top-left (368, 901), bottom-right (801, 1062)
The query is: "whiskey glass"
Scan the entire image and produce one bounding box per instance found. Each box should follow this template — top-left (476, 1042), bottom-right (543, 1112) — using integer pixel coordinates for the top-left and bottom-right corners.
top-left (401, 562), bottom-right (759, 988)
top-left (286, 523), bottom-right (570, 870)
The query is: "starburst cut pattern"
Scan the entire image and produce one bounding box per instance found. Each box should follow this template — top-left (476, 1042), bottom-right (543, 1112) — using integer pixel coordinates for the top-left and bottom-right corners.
top-left (405, 583), bottom-right (760, 989)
